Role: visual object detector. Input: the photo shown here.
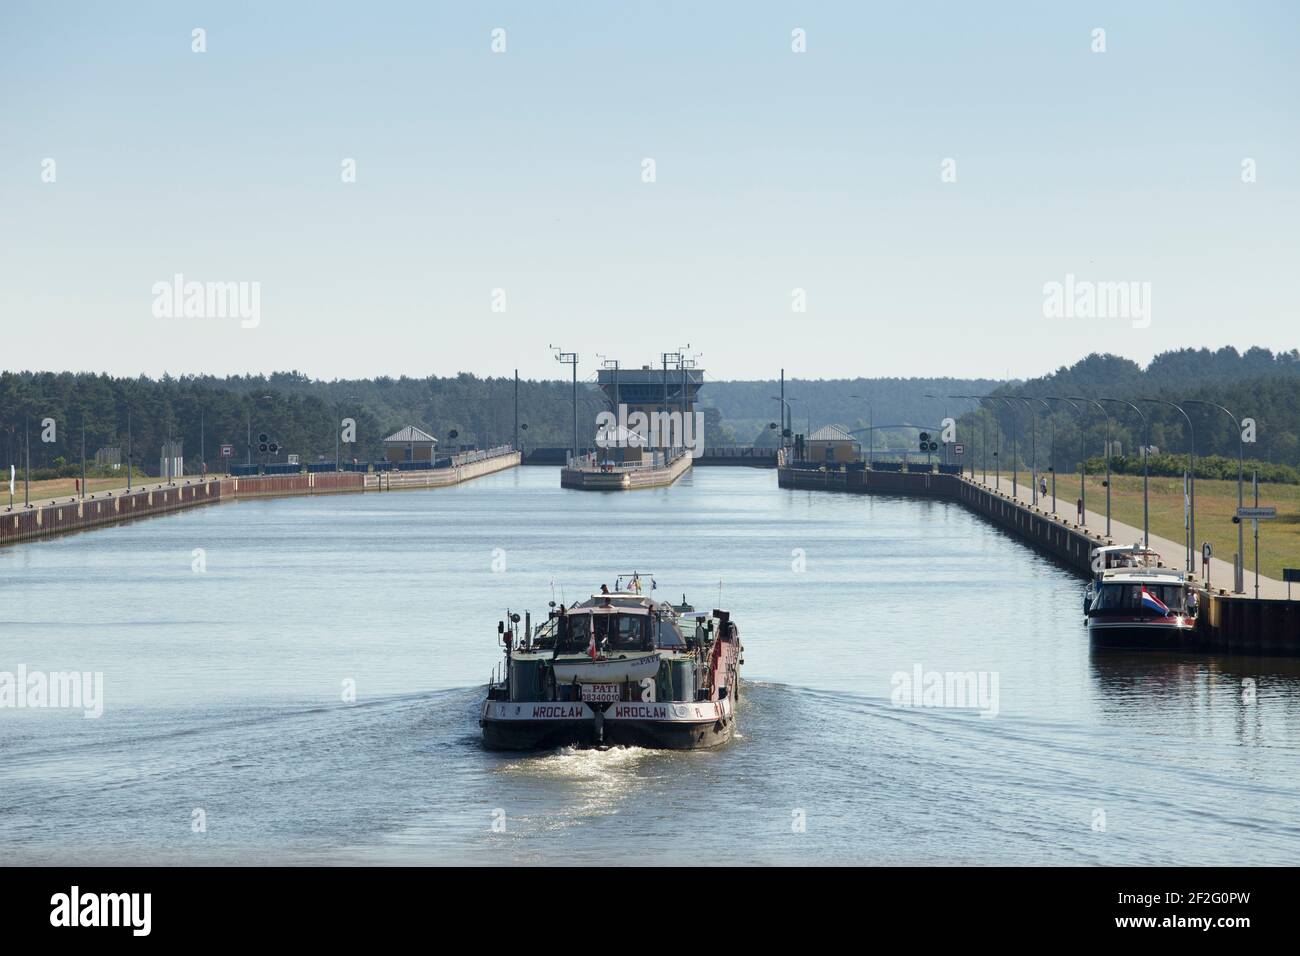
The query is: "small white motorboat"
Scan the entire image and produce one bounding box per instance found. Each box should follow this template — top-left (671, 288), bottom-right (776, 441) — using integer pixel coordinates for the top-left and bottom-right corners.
top-left (551, 652), bottom-right (662, 684)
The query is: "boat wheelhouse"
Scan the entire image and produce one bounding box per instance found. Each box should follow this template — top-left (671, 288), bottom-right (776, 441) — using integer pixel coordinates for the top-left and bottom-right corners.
top-left (1084, 544), bottom-right (1166, 612)
top-left (480, 574), bottom-right (742, 750)
top-left (1086, 565), bottom-right (1199, 650)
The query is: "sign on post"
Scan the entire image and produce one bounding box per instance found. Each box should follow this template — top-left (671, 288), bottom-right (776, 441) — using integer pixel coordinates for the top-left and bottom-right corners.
top-left (954, 443), bottom-right (965, 456)
top-left (1284, 568), bottom-right (1300, 600)
top-left (219, 444), bottom-right (234, 458)
top-left (1237, 506), bottom-right (1277, 520)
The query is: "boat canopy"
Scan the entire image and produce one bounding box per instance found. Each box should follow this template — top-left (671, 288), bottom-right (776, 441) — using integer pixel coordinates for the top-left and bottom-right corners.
top-left (1091, 545), bottom-right (1162, 566)
top-left (1100, 567), bottom-right (1188, 585)
top-left (577, 604), bottom-right (650, 615)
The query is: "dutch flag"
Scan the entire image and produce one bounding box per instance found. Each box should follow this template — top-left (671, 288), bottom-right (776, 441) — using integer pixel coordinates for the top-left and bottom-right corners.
top-left (1140, 587), bottom-right (1170, 616)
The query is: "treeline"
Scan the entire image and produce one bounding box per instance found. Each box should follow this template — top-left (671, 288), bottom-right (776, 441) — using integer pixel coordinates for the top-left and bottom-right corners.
top-left (956, 347), bottom-right (1300, 473)
top-left (0, 369), bottom-right (1001, 473)
top-left (0, 372), bottom-right (606, 475)
top-left (5, 347), bottom-right (1298, 476)
top-left (705, 376), bottom-right (999, 448)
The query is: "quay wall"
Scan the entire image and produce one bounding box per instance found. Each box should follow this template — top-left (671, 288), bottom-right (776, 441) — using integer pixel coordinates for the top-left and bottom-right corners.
top-left (368, 451), bottom-right (521, 491)
top-left (1, 451), bottom-right (521, 547)
top-left (561, 453), bottom-right (692, 490)
top-left (778, 465), bottom-right (1300, 653)
top-left (1, 478), bottom-right (231, 546)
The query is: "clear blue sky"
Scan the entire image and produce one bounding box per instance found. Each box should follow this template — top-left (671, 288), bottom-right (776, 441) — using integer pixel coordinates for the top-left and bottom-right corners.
top-left (2, 1), bottom-right (1296, 382)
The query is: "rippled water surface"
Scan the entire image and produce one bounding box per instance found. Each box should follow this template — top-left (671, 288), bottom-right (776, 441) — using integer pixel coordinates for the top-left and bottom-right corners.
top-left (3, 467), bottom-right (1299, 864)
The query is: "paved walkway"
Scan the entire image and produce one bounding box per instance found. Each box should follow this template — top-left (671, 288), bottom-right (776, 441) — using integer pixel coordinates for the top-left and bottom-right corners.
top-left (2, 477), bottom-right (218, 514)
top-left (963, 469), bottom-right (1287, 599)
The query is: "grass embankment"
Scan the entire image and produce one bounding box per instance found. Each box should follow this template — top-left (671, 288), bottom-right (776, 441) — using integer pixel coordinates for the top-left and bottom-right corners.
top-left (1077, 474), bottom-right (1300, 581)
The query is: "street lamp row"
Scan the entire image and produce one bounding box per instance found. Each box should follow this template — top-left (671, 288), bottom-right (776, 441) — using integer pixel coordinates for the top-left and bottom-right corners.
top-left (951, 394), bottom-right (1249, 583)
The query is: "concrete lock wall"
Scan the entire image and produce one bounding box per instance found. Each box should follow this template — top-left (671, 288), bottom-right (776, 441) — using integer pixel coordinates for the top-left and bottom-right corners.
top-left (1, 479), bottom-right (230, 546)
top-left (0, 450), bottom-right (521, 547)
top-left (778, 465), bottom-right (1300, 653)
top-left (560, 452), bottom-right (692, 490)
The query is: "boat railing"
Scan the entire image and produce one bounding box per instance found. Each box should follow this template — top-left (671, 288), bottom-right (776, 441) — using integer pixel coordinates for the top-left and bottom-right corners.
top-left (565, 451), bottom-right (682, 472)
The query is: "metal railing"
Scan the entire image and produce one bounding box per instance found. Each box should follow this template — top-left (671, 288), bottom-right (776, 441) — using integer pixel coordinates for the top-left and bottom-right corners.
top-left (566, 449), bottom-right (682, 472)
top-left (448, 444), bottom-right (514, 467)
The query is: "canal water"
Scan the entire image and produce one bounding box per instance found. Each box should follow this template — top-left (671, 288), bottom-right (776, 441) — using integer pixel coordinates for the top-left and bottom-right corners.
top-left (3, 467), bottom-right (1299, 865)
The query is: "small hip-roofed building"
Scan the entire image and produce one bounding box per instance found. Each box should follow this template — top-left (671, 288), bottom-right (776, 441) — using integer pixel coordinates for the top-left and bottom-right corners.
top-left (383, 425), bottom-right (438, 463)
top-left (805, 424), bottom-right (860, 463)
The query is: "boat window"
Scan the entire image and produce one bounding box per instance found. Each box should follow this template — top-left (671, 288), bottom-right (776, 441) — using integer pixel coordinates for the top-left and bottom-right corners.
top-left (556, 613), bottom-right (592, 653)
top-left (1093, 583), bottom-right (1186, 613)
top-left (532, 617), bottom-right (557, 648)
top-left (607, 615), bottom-right (649, 651)
top-left (655, 618), bottom-right (686, 648)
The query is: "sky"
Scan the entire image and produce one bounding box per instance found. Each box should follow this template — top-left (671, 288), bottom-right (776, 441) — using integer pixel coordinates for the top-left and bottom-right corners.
top-left (2, 1), bottom-right (1297, 383)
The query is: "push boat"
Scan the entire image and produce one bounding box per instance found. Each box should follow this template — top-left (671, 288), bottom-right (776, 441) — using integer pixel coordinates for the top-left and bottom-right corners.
top-left (480, 574), bottom-right (743, 750)
top-left (1085, 556), bottom-right (1200, 650)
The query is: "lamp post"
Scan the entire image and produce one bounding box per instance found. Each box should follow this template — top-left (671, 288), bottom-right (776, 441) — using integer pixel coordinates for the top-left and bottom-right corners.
top-left (980, 396), bottom-right (1017, 497)
top-left (677, 345), bottom-right (693, 453)
top-left (598, 355), bottom-right (621, 459)
top-left (779, 369), bottom-right (787, 451)
top-left (680, 354), bottom-right (699, 457)
top-left (1184, 398), bottom-right (1245, 592)
top-left (947, 395), bottom-right (982, 480)
top-left (966, 401), bottom-right (989, 483)
top-left (550, 346), bottom-right (579, 462)
top-left (4, 424), bottom-right (11, 509)
top-left (1045, 396), bottom-right (1086, 526)
top-left (1097, 398), bottom-right (1150, 549)
top-left (661, 349), bottom-right (682, 455)
top-left (165, 421), bottom-right (172, 485)
top-left (788, 397), bottom-right (809, 438)
top-left (979, 400), bottom-right (1000, 489)
top-left (1013, 398), bottom-right (1039, 505)
top-left (597, 355), bottom-right (620, 414)
top-left (1026, 397), bottom-right (1055, 513)
top-left (1068, 397), bottom-right (1114, 536)
top-left (1136, 398), bottom-right (1196, 573)
top-left (771, 395), bottom-right (796, 458)
top-left (977, 406), bottom-right (986, 482)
